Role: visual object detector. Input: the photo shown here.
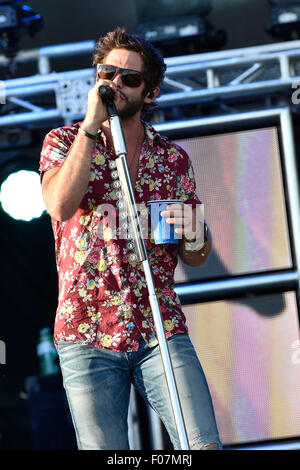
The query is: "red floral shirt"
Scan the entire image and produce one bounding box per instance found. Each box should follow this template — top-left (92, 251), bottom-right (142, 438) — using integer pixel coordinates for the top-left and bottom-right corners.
top-left (39, 121), bottom-right (201, 351)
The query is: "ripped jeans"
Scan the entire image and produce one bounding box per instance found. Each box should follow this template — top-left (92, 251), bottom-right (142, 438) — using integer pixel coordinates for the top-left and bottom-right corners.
top-left (57, 333), bottom-right (222, 450)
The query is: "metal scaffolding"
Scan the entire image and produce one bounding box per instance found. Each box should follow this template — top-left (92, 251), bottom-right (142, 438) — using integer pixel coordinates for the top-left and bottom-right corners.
top-left (1, 38), bottom-right (300, 128)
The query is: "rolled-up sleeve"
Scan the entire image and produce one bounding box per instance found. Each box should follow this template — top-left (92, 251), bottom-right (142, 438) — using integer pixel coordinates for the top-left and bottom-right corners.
top-left (175, 146), bottom-right (201, 209)
top-left (39, 127), bottom-right (75, 182)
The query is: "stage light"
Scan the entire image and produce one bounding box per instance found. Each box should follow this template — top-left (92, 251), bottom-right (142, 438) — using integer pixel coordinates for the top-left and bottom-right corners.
top-left (266, 0), bottom-right (300, 40)
top-left (135, 0), bottom-right (226, 56)
top-left (0, 157), bottom-right (46, 221)
top-left (0, 4), bottom-right (17, 30)
top-left (0, 0), bottom-right (43, 53)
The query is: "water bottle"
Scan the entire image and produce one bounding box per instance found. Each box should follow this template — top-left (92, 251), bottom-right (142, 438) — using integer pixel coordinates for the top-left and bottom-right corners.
top-left (37, 327), bottom-right (59, 376)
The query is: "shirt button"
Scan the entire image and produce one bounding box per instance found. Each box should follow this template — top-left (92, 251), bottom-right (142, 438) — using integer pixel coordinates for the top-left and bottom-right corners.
top-left (111, 170), bottom-right (119, 179)
top-left (109, 161), bottom-right (117, 169)
top-left (127, 241), bottom-right (134, 250)
top-left (113, 180), bottom-right (121, 189)
top-left (117, 199), bottom-right (126, 209)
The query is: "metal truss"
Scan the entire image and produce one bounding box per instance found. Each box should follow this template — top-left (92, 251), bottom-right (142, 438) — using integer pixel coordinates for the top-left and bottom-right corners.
top-left (1, 38), bottom-right (300, 128)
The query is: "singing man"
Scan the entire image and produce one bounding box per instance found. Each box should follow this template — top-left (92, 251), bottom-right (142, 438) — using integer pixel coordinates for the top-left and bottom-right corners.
top-left (39, 27), bottom-right (221, 450)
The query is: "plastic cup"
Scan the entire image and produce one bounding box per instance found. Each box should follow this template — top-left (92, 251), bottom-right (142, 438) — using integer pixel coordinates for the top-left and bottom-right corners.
top-left (148, 199), bottom-right (183, 245)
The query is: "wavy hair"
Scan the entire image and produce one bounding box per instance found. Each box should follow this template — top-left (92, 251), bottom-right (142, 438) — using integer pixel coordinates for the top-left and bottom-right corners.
top-left (93, 27), bottom-right (166, 115)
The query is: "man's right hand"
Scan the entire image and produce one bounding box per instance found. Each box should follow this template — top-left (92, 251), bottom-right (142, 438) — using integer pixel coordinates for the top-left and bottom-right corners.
top-left (83, 80), bottom-right (115, 134)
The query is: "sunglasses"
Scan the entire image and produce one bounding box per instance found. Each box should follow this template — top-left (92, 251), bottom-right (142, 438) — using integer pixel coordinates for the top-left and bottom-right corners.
top-left (97, 64), bottom-right (145, 88)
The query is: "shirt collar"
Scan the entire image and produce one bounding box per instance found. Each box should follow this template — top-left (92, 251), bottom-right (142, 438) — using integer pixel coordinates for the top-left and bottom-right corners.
top-left (142, 120), bottom-right (160, 142)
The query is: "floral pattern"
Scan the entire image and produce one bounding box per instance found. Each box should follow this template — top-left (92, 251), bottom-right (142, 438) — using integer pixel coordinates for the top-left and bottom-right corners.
top-left (39, 121), bottom-right (201, 351)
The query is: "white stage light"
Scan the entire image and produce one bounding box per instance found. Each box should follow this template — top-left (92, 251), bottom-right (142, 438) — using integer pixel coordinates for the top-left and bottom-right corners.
top-left (0, 169), bottom-right (46, 221)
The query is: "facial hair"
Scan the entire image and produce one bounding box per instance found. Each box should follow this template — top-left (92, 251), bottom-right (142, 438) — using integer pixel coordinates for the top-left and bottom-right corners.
top-left (117, 91), bottom-right (146, 119)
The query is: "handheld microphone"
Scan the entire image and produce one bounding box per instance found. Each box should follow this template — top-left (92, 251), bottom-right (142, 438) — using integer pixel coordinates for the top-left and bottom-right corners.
top-left (98, 85), bottom-right (118, 117)
top-left (98, 85), bottom-right (115, 103)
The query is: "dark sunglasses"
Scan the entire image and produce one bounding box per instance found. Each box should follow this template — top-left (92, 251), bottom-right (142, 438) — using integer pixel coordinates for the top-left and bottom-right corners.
top-left (97, 64), bottom-right (145, 88)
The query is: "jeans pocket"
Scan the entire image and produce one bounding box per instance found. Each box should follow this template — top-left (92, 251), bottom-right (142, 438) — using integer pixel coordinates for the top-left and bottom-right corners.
top-left (56, 342), bottom-right (86, 367)
top-left (57, 341), bottom-right (80, 351)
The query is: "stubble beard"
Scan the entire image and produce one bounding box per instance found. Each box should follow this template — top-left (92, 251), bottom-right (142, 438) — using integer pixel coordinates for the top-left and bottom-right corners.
top-left (117, 93), bottom-right (145, 120)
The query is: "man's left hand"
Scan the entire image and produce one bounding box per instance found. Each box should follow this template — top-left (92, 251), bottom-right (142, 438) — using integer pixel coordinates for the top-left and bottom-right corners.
top-left (160, 203), bottom-right (200, 241)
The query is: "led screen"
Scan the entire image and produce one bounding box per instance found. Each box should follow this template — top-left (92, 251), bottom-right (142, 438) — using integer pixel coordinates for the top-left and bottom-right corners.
top-left (184, 291), bottom-right (300, 445)
top-left (173, 127), bottom-right (292, 283)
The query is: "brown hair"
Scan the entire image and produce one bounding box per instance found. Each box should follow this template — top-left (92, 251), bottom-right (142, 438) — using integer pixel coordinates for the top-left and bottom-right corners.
top-left (92, 27), bottom-right (166, 115)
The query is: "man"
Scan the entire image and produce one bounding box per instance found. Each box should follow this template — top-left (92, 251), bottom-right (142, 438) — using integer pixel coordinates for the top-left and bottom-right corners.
top-left (40, 28), bottom-right (221, 450)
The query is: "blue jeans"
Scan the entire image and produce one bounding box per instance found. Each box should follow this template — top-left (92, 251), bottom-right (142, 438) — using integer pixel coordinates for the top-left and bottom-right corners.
top-left (57, 333), bottom-right (221, 450)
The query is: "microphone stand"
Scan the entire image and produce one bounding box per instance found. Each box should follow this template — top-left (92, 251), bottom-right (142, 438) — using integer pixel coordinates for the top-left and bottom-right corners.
top-left (99, 86), bottom-right (189, 450)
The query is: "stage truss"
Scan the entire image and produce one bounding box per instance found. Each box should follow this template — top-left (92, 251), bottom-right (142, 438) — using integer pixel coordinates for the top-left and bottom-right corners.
top-left (1, 38), bottom-right (300, 128)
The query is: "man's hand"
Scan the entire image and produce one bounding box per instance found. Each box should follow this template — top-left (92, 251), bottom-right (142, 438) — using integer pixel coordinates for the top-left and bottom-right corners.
top-left (82, 80), bottom-right (110, 134)
top-left (83, 79), bottom-right (121, 134)
top-left (160, 203), bottom-right (203, 241)
top-left (160, 202), bottom-right (211, 266)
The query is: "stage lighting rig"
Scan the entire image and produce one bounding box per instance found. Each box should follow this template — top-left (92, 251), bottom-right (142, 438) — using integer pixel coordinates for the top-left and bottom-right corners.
top-left (136, 16), bottom-right (226, 56)
top-left (135, 0), bottom-right (226, 56)
top-left (0, 0), bottom-right (43, 57)
top-left (266, 0), bottom-right (300, 40)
